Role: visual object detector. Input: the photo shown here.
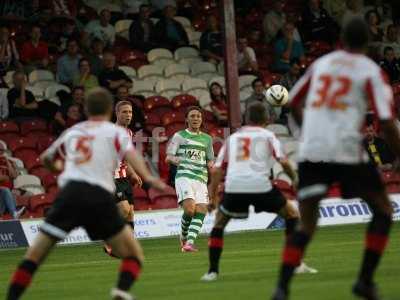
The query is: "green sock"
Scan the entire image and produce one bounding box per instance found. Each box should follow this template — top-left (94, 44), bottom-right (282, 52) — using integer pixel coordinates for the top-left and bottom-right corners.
top-left (187, 212), bottom-right (206, 245)
top-left (181, 213), bottom-right (192, 240)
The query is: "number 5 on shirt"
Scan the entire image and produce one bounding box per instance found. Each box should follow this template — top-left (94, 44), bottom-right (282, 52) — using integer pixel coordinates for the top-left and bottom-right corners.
top-left (236, 137), bottom-right (251, 161)
top-left (75, 136), bottom-right (94, 164)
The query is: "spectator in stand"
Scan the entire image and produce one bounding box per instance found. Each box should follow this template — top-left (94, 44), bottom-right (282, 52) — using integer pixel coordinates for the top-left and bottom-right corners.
top-left (57, 38), bottom-right (81, 86)
top-left (278, 58), bottom-right (302, 90)
top-left (83, 8), bottom-right (115, 48)
top-left (380, 24), bottom-right (400, 58)
top-left (98, 51), bottom-right (133, 94)
top-left (0, 151), bottom-right (24, 219)
top-left (237, 37), bottom-right (258, 74)
top-left (262, 0), bottom-right (302, 44)
top-left (245, 78), bottom-right (276, 122)
top-left (209, 82), bottom-right (228, 125)
top-left (123, 0), bottom-right (150, 17)
top-left (73, 58), bottom-right (99, 91)
top-left (152, 0), bottom-right (177, 13)
top-left (323, 0), bottom-right (347, 25)
top-left (153, 4), bottom-right (189, 51)
top-left (7, 71), bottom-right (38, 119)
top-left (115, 85), bottom-right (145, 131)
top-left (273, 22), bottom-right (304, 74)
top-left (364, 124), bottom-right (395, 171)
top-left (20, 25), bottom-right (49, 74)
top-left (301, 0), bottom-right (339, 44)
top-left (55, 19), bottom-right (81, 53)
top-left (365, 9), bottom-right (384, 42)
top-left (128, 4), bottom-right (156, 52)
top-left (87, 38), bottom-right (105, 77)
top-left (176, 0), bottom-right (200, 20)
top-left (342, 0), bottom-right (364, 28)
top-left (200, 15), bottom-right (223, 63)
top-left (0, 86), bottom-right (8, 119)
top-left (0, 26), bottom-right (21, 75)
top-left (379, 46), bottom-right (400, 83)
top-left (53, 86), bottom-right (85, 134)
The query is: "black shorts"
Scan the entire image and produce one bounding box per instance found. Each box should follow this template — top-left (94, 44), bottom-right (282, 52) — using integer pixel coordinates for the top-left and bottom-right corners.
top-left (298, 162), bottom-right (385, 201)
top-left (220, 187), bottom-right (287, 219)
top-left (41, 181), bottom-right (126, 241)
top-left (115, 178), bottom-right (134, 204)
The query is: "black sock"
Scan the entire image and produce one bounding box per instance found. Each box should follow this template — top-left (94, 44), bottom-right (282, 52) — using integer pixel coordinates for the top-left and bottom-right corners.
top-left (285, 218), bottom-right (298, 238)
top-left (128, 221), bottom-right (135, 231)
top-left (117, 257), bottom-right (142, 291)
top-left (278, 231), bottom-right (310, 292)
top-left (359, 212), bottom-right (392, 285)
top-left (208, 227), bottom-right (224, 273)
top-left (7, 259), bottom-right (38, 300)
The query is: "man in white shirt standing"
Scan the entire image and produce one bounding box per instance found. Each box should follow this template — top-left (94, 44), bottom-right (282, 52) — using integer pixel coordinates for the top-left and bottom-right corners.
top-left (84, 8), bottom-right (116, 47)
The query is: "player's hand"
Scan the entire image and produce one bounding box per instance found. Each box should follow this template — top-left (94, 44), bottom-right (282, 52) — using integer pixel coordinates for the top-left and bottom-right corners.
top-left (146, 176), bottom-right (167, 191)
top-left (131, 174), bottom-right (143, 187)
top-left (207, 202), bottom-right (216, 213)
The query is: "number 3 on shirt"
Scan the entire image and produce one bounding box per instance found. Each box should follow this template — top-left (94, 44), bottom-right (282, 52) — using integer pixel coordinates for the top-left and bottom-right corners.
top-left (312, 75), bottom-right (351, 110)
top-left (236, 137), bottom-right (251, 161)
top-left (75, 136), bottom-right (94, 164)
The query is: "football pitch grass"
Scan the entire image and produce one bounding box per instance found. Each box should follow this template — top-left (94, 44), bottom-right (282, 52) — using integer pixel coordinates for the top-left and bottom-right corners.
top-left (0, 223), bottom-right (399, 300)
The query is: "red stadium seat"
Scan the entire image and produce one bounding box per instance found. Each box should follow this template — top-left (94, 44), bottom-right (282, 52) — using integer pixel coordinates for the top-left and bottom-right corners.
top-left (15, 195), bottom-right (30, 209)
top-left (133, 187), bottom-right (149, 201)
top-left (20, 119), bottom-right (48, 136)
top-left (307, 40), bottom-right (332, 57)
top-left (0, 132), bottom-right (20, 146)
top-left (171, 94), bottom-right (199, 113)
top-left (135, 198), bottom-right (152, 211)
top-left (29, 193), bottom-right (55, 215)
top-left (148, 185), bottom-right (177, 205)
top-left (203, 110), bottom-right (217, 123)
top-left (8, 136), bottom-right (37, 153)
top-left (42, 173), bottom-right (58, 190)
top-left (392, 82), bottom-right (400, 95)
top-left (144, 96), bottom-right (172, 114)
top-left (326, 183), bottom-right (341, 198)
top-left (37, 135), bottom-right (56, 153)
top-left (13, 149), bottom-right (41, 171)
top-left (151, 197), bottom-right (178, 210)
top-left (144, 113), bottom-right (161, 133)
top-left (0, 121), bottom-right (19, 134)
top-left (30, 167), bottom-right (52, 180)
top-left (158, 142), bottom-right (170, 181)
top-left (165, 123), bottom-right (185, 137)
top-left (118, 49), bottom-right (147, 65)
top-left (161, 111), bottom-right (186, 127)
top-left (208, 127), bottom-right (226, 138)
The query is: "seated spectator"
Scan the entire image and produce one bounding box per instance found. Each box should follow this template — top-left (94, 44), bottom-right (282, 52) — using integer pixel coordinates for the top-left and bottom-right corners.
top-left (84, 8), bottom-right (115, 47)
top-left (7, 71), bottom-right (38, 119)
top-left (379, 47), bottom-right (400, 83)
top-left (53, 86), bottom-right (85, 134)
top-left (20, 25), bottom-right (49, 74)
top-left (262, 0), bottom-right (302, 43)
top-left (273, 22), bottom-right (304, 74)
top-left (54, 19), bottom-right (81, 53)
top-left (153, 4), bottom-right (189, 51)
top-left (129, 4), bottom-right (156, 52)
top-left (0, 151), bottom-right (24, 219)
top-left (98, 51), bottom-right (133, 94)
top-left (115, 85), bottom-right (145, 131)
top-left (200, 15), bottom-right (223, 63)
top-left (87, 38), bottom-right (105, 77)
top-left (278, 58), bottom-right (302, 90)
top-left (380, 24), bottom-right (400, 58)
top-left (245, 78), bottom-right (276, 122)
top-left (301, 0), bottom-right (339, 44)
top-left (0, 26), bottom-right (21, 75)
top-left (73, 58), bottom-right (99, 91)
top-left (176, 0), bottom-right (201, 21)
top-left (237, 37), bottom-right (258, 74)
top-left (365, 9), bottom-right (384, 42)
top-left (363, 124), bottom-right (395, 171)
top-left (57, 39), bottom-right (81, 86)
top-left (323, 0), bottom-right (347, 25)
top-left (342, 0), bottom-right (364, 28)
top-left (209, 82), bottom-right (227, 124)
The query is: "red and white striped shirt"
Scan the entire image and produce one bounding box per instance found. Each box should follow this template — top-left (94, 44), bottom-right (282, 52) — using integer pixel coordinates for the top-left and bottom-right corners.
top-left (114, 128), bottom-right (134, 179)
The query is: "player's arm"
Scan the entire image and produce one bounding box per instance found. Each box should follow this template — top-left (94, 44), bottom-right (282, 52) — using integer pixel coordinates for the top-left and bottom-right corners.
top-left (165, 133), bottom-right (181, 166)
top-left (289, 67), bottom-right (312, 126)
top-left (208, 142), bottom-right (227, 211)
top-left (270, 134), bottom-right (298, 185)
top-left (127, 163), bottom-right (142, 187)
top-left (206, 135), bottom-right (215, 170)
top-left (279, 158), bottom-right (298, 186)
top-left (40, 134), bottom-right (65, 173)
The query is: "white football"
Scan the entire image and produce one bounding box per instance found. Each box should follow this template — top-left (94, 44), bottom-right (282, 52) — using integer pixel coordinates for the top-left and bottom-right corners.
top-left (265, 85), bottom-right (289, 106)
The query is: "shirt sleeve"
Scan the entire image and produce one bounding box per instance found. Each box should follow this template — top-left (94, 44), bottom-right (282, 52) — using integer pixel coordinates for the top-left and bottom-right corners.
top-left (42, 132), bottom-right (67, 160)
top-left (365, 69), bottom-right (394, 121)
top-left (166, 133), bottom-right (181, 156)
top-left (214, 142), bottom-right (226, 168)
top-left (115, 128), bottom-right (134, 160)
top-left (269, 133), bottom-right (284, 160)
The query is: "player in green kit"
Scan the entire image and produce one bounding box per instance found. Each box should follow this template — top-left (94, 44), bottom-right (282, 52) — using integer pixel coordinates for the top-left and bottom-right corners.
top-left (166, 106), bottom-right (214, 252)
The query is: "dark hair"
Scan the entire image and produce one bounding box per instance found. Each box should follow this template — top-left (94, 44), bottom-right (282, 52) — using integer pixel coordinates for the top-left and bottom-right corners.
top-left (79, 57), bottom-right (90, 67)
top-left (245, 102), bottom-right (268, 125)
top-left (85, 87), bottom-right (113, 116)
top-left (139, 4), bottom-right (151, 11)
top-left (209, 82), bottom-right (226, 102)
top-left (12, 70), bottom-right (25, 79)
top-left (384, 46), bottom-right (394, 55)
top-left (387, 24), bottom-right (396, 34)
top-left (251, 78), bottom-right (263, 88)
top-left (115, 100), bottom-right (132, 112)
top-left (342, 17), bottom-right (369, 50)
top-left (185, 106), bottom-right (203, 118)
top-left (290, 58), bottom-right (300, 66)
top-left (67, 38), bottom-right (79, 47)
top-left (364, 9), bottom-right (381, 25)
top-left (72, 85), bottom-right (85, 93)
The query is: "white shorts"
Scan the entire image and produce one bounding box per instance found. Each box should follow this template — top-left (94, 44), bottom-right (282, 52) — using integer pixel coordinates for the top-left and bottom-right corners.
top-left (175, 177), bottom-right (209, 204)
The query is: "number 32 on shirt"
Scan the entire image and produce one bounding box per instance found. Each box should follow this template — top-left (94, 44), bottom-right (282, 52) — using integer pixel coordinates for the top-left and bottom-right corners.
top-left (312, 75), bottom-right (351, 111)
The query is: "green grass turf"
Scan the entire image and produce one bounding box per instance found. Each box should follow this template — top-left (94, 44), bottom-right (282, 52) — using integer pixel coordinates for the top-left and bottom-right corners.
top-left (0, 223), bottom-right (399, 300)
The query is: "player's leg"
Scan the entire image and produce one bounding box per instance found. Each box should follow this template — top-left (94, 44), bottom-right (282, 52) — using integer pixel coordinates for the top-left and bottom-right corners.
top-left (175, 178), bottom-right (196, 247)
top-left (201, 209), bottom-right (231, 281)
top-left (351, 168), bottom-right (393, 299)
top-left (128, 204), bottom-right (135, 230)
top-left (184, 181), bottom-right (209, 249)
top-left (106, 225), bottom-right (144, 300)
top-left (7, 232), bottom-right (59, 300)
